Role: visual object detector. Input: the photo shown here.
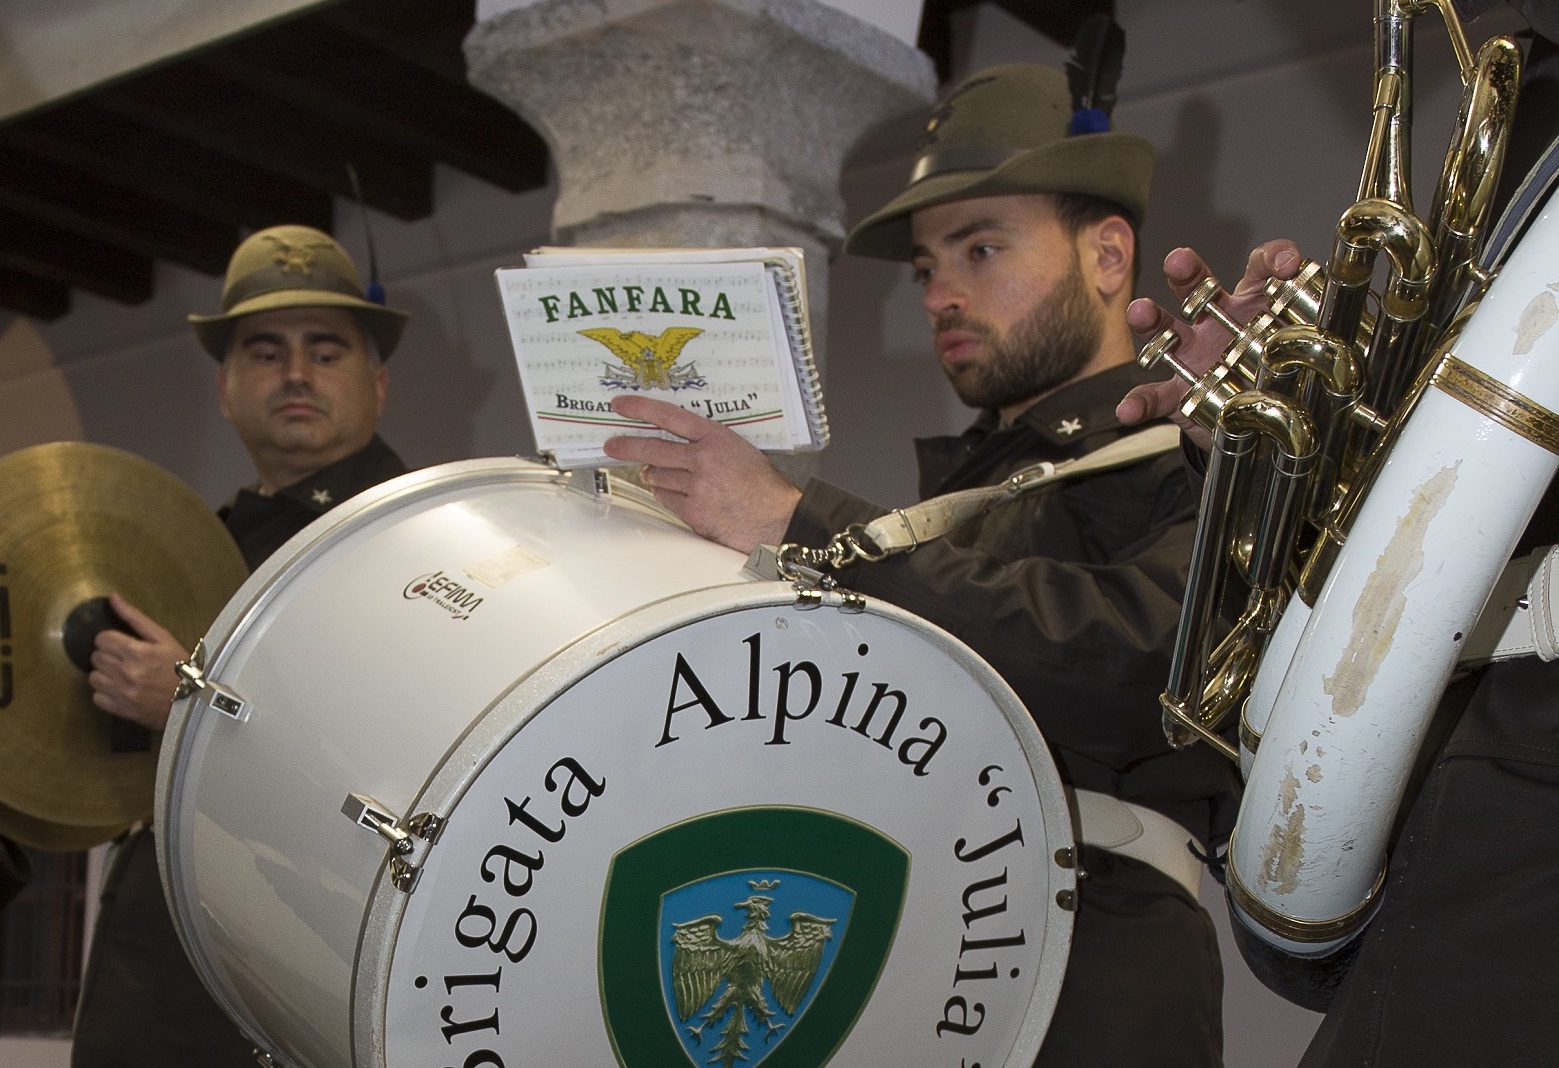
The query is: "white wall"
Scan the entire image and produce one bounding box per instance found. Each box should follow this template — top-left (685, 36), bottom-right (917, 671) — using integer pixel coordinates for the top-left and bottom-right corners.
top-left (0, 1), bottom-right (1530, 1063)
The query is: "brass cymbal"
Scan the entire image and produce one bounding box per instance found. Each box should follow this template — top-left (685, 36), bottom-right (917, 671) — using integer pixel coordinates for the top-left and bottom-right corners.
top-left (0, 796), bottom-right (134, 853)
top-left (0, 442), bottom-right (247, 845)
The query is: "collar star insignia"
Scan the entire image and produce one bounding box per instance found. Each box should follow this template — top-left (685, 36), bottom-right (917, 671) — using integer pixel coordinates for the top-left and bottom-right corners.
top-left (1057, 417), bottom-right (1084, 436)
top-left (311, 488), bottom-right (333, 506)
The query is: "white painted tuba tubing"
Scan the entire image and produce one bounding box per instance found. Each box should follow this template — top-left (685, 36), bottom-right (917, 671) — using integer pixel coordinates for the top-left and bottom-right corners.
top-left (1228, 196), bottom-right (1559, 954)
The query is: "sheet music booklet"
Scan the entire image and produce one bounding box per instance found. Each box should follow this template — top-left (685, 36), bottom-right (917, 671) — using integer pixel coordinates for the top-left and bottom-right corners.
top-left (496, 246), bottom-right (828, 468)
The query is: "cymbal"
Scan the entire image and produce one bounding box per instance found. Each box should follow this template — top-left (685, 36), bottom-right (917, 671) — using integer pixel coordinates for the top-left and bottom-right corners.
top-left (0, 442), bottom-right (247, 846)
top-left (0, 796), bottom-right (134, 853)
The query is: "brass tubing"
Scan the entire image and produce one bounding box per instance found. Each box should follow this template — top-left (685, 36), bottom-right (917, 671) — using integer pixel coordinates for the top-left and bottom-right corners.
top-left (1257, 325), bottom-right (1353, 524)
top-left (1364, 0), bottom-right (1413, 209)
top-left (1221, 392), bottom-right (1319, 591)
top-left (1423, 35), bottom-right (1521, 337)
top-left (1163, 421), bottom-right (1254, 748)
top-left (1161, 392), bottom-right (1314, 756)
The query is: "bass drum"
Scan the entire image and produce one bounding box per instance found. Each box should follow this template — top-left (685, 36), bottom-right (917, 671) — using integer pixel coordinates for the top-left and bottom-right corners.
top-left (156, 458), bottom-right (1075, 1068)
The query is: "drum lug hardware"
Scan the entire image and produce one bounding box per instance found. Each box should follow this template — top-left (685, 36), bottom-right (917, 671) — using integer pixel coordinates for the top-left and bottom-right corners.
top-left (568, 467), bottom-right (612, 499)
top-left (838, 590), bottom-right (867, 613)
top-left (1056, 888), bottom-right (1078, 911)
top-left (389, 856), bottom-right (423, 894)
top-left (1054, 847), bottom-right (1075, 868)
top-left (174, 640), bottom-right (250, 722)
top-left (342, 793), bottom-right (415, 856)
top-left (253, 1049), bottom-right (285, 1068)
top-left (405, 811), bottom-right (447, 843)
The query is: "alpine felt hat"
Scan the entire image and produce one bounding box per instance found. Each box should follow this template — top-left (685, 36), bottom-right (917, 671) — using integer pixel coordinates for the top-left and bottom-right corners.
top-left (189, 225), bottom-right (409, 360)
top-left (845, 64), bottom-right (1154, 262)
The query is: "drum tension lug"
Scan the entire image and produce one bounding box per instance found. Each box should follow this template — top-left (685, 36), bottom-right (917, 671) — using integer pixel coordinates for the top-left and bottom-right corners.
top-left (389, 856), bottom-right (423, 894)
top-left (174, 640), bottom-right (250, 722)
top-left (406, 811), bottom-right (447, 843)
top-left (342, 793), bottom-right (415, 856)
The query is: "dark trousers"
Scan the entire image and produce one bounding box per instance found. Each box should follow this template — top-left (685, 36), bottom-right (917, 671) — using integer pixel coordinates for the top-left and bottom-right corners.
top-left (1038, 846), bottom-right (1225, 1067)
top-left (72, 828), bottom-right (254, 1068)
top-left (1301, 657), bottom-right (1559, 1068)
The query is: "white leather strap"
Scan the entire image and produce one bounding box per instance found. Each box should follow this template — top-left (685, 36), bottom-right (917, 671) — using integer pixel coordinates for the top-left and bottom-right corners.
top-left (1073, 789), bottom-right (1203, 899)
top-left (859, 424), bottom-right (1182, 555)
top-left (1459, 545), bottom-right (1559, 667)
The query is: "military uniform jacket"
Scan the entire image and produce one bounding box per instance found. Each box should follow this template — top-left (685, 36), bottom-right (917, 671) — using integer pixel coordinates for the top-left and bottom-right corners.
top-left (219, 434), bottom-right (408, 570)
top-left (783, 362), bottom-right (1240, 846)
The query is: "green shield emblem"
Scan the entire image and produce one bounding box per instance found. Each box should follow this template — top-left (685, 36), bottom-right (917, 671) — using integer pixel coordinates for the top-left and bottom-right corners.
top-left (600, 807), bottom-right (909, 1068)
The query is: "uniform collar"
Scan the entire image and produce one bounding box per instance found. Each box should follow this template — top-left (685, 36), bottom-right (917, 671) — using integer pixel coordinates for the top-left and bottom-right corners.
top-left (1005, 360), bottom-right (1158, 447)
top-left (915, 361), bottom-right (1167, 497)
top-left (268, 434), bottom-right (404, 514)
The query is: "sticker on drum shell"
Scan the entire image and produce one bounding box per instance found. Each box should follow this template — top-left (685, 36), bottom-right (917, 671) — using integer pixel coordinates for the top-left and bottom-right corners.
top-left (381, 606), bottom-right (1070, 1068)
top-left (463, 543), bottom-right (549, 588)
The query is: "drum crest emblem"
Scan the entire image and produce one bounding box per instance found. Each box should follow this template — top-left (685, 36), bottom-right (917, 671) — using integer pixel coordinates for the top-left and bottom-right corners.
top-left (599, 807), bottom-right (908, 1068)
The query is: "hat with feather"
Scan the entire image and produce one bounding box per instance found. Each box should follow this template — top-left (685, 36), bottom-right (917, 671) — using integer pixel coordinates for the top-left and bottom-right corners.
top-left (845, 18), bottom-right (1153, 261)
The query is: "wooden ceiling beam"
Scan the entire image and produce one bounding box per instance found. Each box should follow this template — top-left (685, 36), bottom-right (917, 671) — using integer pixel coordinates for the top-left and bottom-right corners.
top-left (320, 0), bottom-right (474, 85)
top-left (0, 105), bottom-right (335, 234)
top-left (0, 148), bottom-right (235, 275)
top-left (0, 267), bottom-right (71, 321)
top-left (0, 206), bottom-right (153, 305)
top-left (202, 23), bottom-right (548, 193)
top-left (94, 65), bottom-right (434, 220)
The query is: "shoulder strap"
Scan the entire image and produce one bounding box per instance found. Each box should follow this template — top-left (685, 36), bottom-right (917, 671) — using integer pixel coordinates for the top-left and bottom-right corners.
top-left (859, 422), bottom-right (1180, 555)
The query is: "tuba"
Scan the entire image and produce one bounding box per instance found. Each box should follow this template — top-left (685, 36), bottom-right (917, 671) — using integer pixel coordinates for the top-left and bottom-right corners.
top-left (1141, 0), bottom-right (1559, 992)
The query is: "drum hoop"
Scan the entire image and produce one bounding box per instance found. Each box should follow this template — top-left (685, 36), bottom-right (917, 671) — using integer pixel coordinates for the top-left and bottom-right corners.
top-left (349, 582), bottom-right (1075, 1068)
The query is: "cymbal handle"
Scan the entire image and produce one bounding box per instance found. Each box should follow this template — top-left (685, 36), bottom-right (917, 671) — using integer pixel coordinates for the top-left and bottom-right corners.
top-left (60, 597), bottom-right (153, 753)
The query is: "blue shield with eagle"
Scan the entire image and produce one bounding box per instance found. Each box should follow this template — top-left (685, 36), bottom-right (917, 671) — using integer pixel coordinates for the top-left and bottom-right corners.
top-left (599, 807), bottom-right (909, 1068)
top-left (659, 870), bottom-right (853, 1068)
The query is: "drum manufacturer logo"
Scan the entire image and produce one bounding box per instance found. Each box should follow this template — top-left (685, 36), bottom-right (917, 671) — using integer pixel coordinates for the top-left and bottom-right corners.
top-left (403, 569), bottom-right (484, 620)
top-left (600, 810), bottom-right (907, 1068)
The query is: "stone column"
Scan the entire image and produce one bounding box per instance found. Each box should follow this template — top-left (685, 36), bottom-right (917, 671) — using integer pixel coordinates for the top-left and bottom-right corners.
top-left (465, 0), bottom-right (936, 474)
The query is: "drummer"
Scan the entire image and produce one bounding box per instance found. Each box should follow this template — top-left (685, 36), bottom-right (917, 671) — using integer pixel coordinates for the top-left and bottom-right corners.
top-left (602, 64), bottom-right (1236, 1066)
top-left (72, 226), bottom-right (412, 1068)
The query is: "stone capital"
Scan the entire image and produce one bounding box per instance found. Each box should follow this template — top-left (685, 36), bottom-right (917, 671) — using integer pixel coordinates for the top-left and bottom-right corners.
top-left (464, 0), bottom-right (936, 247)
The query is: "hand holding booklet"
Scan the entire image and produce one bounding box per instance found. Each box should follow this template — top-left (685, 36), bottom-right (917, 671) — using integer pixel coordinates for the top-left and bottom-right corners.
top-left (496, 246), bottom-right (828, 468)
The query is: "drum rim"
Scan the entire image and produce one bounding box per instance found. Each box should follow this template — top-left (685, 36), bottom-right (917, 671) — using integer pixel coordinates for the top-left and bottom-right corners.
top-left (349, 582), bottom-right (1075, 1068)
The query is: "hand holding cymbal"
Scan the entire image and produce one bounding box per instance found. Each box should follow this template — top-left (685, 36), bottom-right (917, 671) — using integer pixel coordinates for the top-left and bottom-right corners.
top-left (0, 442), bottom-right (247, 849)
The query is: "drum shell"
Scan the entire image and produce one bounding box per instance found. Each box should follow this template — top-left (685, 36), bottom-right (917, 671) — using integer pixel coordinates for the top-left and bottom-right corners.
top-left (156, 460), bottom-right (750, 1066)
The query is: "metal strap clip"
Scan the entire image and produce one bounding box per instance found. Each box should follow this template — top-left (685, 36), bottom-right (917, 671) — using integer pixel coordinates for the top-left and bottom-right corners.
top-left (173, 640), bottom-right (249, 722)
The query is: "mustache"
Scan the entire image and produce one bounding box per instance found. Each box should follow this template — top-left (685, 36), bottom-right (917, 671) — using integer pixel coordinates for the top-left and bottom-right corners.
top-left (267, 383), bottom-right (330, 415)
top-left (932, 312), bottom-right (995, 342)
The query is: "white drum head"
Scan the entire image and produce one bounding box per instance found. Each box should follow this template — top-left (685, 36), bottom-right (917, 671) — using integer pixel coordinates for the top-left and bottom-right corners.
top-left (363, 587), bottom-right (1073, 1068)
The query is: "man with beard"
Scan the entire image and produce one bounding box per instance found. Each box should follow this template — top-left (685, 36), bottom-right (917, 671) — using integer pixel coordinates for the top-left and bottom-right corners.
top-left (73, 225), bottom-right (410, 1067)
top-left (603, 65), bottom-right (1234, 1067)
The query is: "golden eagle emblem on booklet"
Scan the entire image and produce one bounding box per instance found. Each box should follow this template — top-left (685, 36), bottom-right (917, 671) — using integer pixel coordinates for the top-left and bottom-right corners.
top-left (579, 326), bottom-right (707, 391)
